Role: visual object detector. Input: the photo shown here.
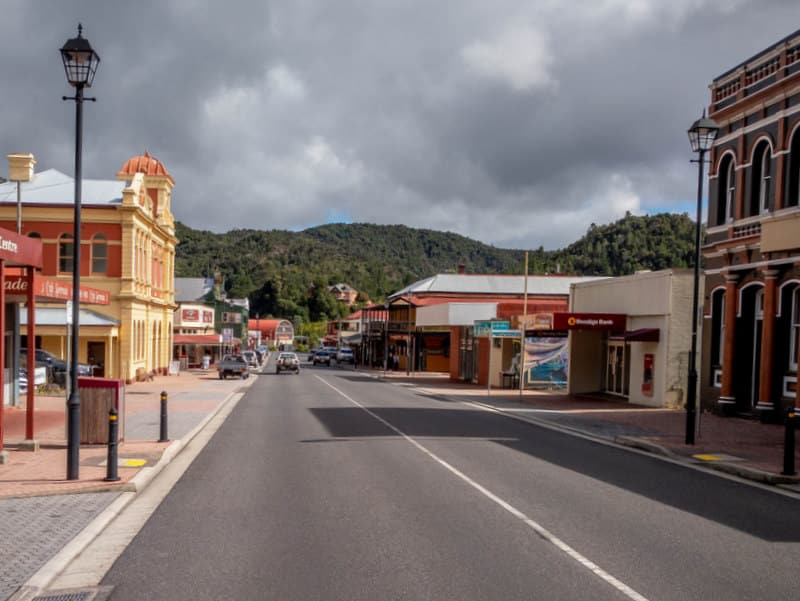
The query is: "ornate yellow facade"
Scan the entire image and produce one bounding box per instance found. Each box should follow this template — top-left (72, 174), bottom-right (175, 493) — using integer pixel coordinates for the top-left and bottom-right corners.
top-left (0, 152), bottom-right (177, 382)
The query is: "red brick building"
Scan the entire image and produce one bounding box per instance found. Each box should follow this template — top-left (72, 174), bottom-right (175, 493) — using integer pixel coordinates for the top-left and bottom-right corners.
top-left (702, 29), bottom-right (800, 416)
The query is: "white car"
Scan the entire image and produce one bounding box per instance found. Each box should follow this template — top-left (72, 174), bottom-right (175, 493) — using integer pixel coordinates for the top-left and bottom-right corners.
top-left (335, 348), bottom-right (354, 364)
top-left (276, 352), bottom-right (301, 374)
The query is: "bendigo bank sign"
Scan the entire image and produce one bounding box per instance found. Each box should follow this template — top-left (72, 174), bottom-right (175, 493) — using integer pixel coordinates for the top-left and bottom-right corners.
top-left (553, 312), bottom-right (626, 330)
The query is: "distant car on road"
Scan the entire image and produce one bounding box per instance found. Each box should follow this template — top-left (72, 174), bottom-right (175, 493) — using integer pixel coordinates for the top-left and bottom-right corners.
top-left (335, 348), bottom-right (354, 364)
top-left (276, 352), bottom-right (301, 374)
top-left (312, 350), bottom-right (332, 366)
top-left (242, 350), bottom-right (259, 367)
top-left (216, 354), bottom-right (249, 380)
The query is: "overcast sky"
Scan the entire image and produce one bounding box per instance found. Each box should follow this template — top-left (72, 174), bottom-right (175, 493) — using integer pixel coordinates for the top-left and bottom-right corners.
top-left (1, 1), bottom-right (797, 250)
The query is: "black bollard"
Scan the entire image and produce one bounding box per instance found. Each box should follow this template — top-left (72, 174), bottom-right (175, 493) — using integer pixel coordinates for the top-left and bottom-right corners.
top-left (782, 408), bottom-right (797, 477)
top-left (104, 407), bottom-right (120, 482)
top-left (158, 390), bottom-right (169, 442)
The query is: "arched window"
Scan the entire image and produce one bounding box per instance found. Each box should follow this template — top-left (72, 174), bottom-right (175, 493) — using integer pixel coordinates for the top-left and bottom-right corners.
top-left (716, 154), bottom-right (736, 225)
top-left (749, 140), bottom-right (772, 216)
top-left (788, 126), bottom-right (800, 208)
top-left (710, 288), bottom-right (726, 377)
top-left (91, 234), bottom-right (108, 274)
top-left (792, 287), bottom-right (800, 371)
top-left (58, 234), bottom-right (74, 273)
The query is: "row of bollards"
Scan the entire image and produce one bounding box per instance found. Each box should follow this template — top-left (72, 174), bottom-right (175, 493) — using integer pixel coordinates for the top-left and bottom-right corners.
top-left (104, 390), bottom-right (169, 482)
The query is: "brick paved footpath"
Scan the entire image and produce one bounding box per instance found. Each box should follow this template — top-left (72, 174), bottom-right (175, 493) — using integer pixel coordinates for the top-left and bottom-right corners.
top-left (0, 368), bottom-right (257, 601)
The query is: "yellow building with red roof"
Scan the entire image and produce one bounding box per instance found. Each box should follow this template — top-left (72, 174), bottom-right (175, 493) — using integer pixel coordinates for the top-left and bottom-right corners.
top-left (0, 151), bottom-right (177, 382)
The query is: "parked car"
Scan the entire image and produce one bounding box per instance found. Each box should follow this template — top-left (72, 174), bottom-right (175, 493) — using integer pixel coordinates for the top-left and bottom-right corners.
top-left (216, 354), bottom-right (250, 380)
top-left (276, 352), bottom-right (300, 374)
top-left (312, 350), bottom-right (332, 366)
top-left (335, 348), bottom-right (354, 364)
top-left (20, 348), bottom-right (92, 386)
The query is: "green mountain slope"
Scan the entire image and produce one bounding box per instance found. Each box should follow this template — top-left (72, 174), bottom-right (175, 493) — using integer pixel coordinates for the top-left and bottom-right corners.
top-left (174, 212), bottom-right (699, 321)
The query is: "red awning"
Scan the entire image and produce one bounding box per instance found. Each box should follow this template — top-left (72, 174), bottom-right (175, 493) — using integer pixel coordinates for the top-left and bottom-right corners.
top-left (625, 328), bottom-right (660, 342)
top-left (174, 334), bottom-right (222, 345)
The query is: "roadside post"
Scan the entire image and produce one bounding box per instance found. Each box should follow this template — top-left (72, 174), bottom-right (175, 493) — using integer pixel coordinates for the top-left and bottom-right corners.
top-left (159, 390), bottom-right (169, 442)
top-left (104, 407), bottom-right (120, 482)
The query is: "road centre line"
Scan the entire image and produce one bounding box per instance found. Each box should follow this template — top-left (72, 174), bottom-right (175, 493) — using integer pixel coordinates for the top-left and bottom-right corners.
top-left (316, 375), bottom-right (650, 601)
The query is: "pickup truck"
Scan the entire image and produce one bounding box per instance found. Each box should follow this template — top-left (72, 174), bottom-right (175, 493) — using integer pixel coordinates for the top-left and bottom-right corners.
top-left (216, 354), bottom-right (250, 380)
top-left (275, 352), bottom-right (300, 374)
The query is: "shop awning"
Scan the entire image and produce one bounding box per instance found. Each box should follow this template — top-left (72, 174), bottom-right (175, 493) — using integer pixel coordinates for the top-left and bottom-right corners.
top-left (624, 328), bottom-right (660, 342)
top-left (174, 334), bottom-right (222, 345)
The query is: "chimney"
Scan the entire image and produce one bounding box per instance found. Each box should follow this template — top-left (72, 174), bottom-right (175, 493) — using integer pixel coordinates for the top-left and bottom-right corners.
top-left (457, 263), bottom-right (466, 274)
top-left (7, 153), bottom-right (36, 182)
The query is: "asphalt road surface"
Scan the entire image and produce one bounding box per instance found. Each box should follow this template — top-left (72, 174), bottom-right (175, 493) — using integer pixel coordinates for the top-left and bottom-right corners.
top-left (101, 362), bottom-right (800, 600)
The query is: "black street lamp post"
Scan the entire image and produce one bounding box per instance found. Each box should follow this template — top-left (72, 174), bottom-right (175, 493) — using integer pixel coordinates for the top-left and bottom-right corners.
top-left (61, 24), bottom-right (100, 480)
top-left (384, 301), bottom-right (390, 376)
top-left (685, 111), bottom-right (719, 445)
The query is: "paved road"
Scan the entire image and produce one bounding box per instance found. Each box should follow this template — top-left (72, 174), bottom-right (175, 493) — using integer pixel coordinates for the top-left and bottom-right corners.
top-left (99, 362), bottom-right (800, 600)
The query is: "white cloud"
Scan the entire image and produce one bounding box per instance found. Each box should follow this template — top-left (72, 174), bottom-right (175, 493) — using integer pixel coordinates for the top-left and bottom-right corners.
top-left (461, 24), bottom-right (556, 92)
top-left (267, 64), bottom-right (307, 101)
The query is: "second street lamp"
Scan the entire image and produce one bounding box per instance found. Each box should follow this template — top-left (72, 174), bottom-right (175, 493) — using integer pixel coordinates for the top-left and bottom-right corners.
top-left (61, 24), bottom-right (100, 480)
top-left (685, 110), bottom-right (719, 445)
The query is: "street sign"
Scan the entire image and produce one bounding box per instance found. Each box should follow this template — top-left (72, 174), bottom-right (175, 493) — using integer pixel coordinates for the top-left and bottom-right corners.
top-left (66, 300), bottom-right (73, 325)
top-left (475, 320), bottom-right (511, 337)
top-left (492, 329), bottom-right (522, 338)
top-left (222, 328), bottom-right (233, 343)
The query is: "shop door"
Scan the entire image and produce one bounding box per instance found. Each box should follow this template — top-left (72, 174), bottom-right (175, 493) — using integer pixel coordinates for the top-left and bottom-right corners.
top-left (459, 327), bottom-right (477, 383)
top-left (87, 341), bottom-right (105, 378)
top-left (605, 341), bottom-right (628, 396)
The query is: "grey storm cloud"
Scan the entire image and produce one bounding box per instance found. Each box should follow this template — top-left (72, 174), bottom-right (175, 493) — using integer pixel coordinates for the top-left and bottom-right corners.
top-left (1, 0), bottom-right (798, 250)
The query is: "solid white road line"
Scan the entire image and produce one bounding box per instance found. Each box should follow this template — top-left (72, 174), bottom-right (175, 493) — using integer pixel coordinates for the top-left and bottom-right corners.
top-left (317, 375), bottom-right (650, 601)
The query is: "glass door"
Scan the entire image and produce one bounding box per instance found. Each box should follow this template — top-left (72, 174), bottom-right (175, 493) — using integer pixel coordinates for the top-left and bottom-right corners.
top-left (605, 341), bottom-right (627, 396)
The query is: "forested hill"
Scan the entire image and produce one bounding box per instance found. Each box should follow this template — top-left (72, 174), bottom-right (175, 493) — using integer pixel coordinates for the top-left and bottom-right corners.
top-left (174, 212), bottom-right (698, 321)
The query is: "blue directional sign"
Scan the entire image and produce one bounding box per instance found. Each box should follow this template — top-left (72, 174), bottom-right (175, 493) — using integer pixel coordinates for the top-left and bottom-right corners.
top-left (475, 320), bottom-right (511, 337)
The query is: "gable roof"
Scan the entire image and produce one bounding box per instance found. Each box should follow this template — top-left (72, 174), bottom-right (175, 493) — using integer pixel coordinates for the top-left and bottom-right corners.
top-left (390, 273), bottom-right (608, 298)
top-left (0, 168), bottom-right (124, 206)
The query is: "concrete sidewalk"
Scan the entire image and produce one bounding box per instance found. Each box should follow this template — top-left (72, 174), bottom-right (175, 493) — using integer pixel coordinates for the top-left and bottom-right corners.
top-left (0, 368), bottom-right (256, 499)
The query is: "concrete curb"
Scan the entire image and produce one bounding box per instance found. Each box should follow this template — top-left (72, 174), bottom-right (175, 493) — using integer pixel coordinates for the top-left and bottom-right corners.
top-left (9, 375), bottom-right (256, 601)
top-left (613, 435), bottom-right (677, 458)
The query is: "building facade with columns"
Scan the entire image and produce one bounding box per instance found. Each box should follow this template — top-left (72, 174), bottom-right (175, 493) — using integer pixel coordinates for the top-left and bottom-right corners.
top-left (702, 29), bottom-right (800, 416)
top-left (0, 152), bottom-right (177, 383)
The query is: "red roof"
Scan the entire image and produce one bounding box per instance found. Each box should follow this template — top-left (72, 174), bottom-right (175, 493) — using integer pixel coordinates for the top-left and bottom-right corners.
top-left (117, 151), bottom-right (174, 183)
top-left (249, 318), bottom-right (293, 337)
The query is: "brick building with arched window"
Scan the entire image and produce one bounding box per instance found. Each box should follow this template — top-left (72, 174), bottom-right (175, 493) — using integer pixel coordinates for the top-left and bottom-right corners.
top-left (702, 29), bottom-right (800, 417)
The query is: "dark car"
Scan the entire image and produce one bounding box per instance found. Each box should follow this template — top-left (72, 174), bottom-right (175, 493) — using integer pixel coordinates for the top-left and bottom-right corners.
top-left (20, 348), bottom-right (92, 386)
top-left (312, 350), bottom-right (332, 366)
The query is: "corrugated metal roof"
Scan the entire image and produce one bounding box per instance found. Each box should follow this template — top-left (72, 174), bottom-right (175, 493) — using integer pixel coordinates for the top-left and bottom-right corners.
top-left (390, 274), bottom-right (608, 298)
top-left (21, 307), bottom-right (119, 326)
top-left (0, 169), bottom-right (124, 205)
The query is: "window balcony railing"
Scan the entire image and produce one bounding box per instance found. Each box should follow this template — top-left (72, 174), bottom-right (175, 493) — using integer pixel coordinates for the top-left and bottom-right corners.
top-left (732, 222), bottom-right (761, 239)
